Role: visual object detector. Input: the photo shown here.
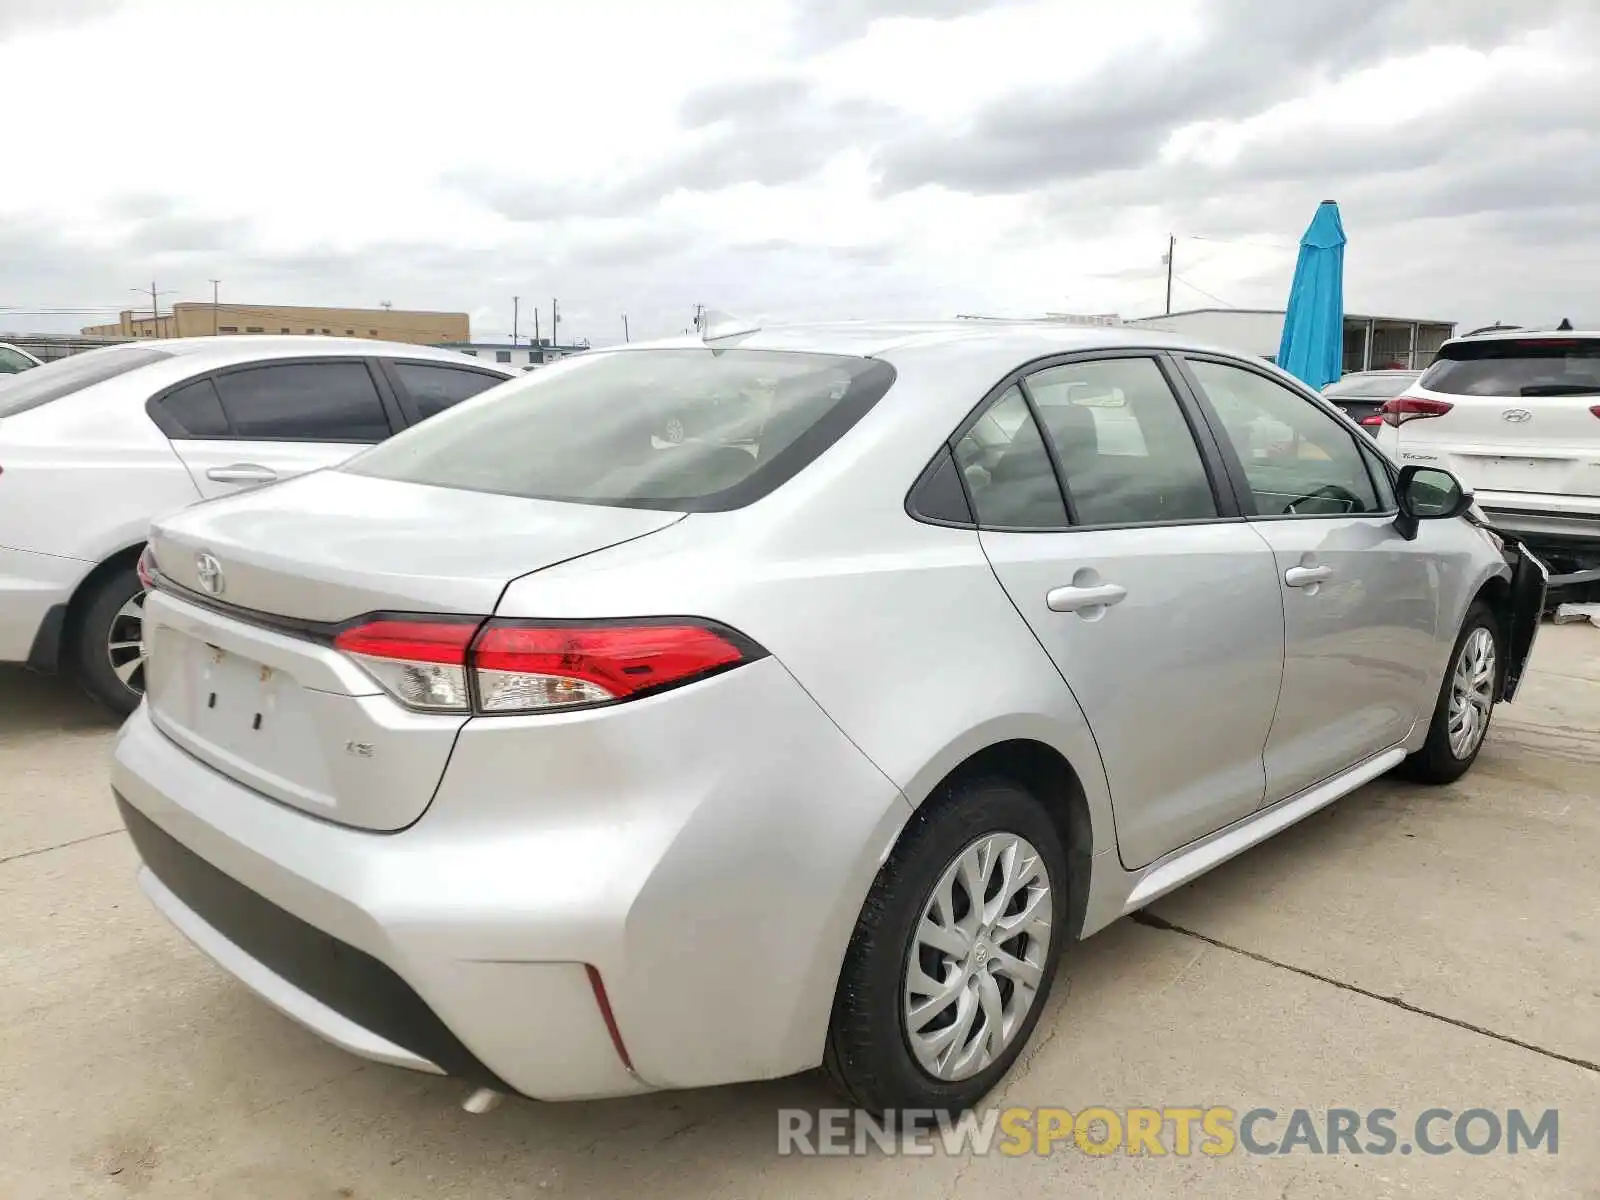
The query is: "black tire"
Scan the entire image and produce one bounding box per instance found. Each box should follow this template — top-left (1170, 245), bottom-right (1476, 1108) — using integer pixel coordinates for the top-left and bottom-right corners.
top-left (823, 776), bottom-right (1069, 1116)
top-left (1397, 600), bottom-right (1500, 785)
top-left (74, 564), bottom-right (147, 718)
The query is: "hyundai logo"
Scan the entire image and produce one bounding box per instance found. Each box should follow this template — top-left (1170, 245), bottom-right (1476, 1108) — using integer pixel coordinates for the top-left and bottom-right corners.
top-left (1502, 408), bottom-right (1533, 423)
top-left (195, 552), bottom-right (225, 596)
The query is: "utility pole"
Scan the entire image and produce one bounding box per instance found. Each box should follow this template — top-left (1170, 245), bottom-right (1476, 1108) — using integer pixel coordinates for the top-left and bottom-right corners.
top-left (622, 314), bottom-right (630, 343)
top-left (551, 298), bottom-right (559, 349)
top-left (1163, 235), bottom-right (1175, 316)
top-left (693, 303), bottom-right (706, 333)
top-left (210, 279), bottom-right (220, 335)
top-left (130, 283), bottom-right (175, 336)
top-left (512, 296), bottom-right (520, 347)
top-left (533, 308), bottom-right (540, 345)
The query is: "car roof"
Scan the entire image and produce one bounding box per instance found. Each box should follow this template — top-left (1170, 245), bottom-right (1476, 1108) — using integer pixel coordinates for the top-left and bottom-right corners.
top-left (1444, 328), bottom-right (1600, 348)
top-left (82, 335), bottom-right (516, 373)
top-left (620, 319), bottom-right (1270, 366)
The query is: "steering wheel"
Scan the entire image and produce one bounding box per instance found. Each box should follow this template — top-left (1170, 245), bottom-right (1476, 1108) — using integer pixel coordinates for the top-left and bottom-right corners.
top-left (1284, 484), bottom-right (1363, 515)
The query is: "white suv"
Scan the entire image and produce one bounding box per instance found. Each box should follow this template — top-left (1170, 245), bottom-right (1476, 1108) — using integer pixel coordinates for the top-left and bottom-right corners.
top-left (0, 336), bottom-right (514, 712)
top-left (1376, 330), bottom-right (1600, 542)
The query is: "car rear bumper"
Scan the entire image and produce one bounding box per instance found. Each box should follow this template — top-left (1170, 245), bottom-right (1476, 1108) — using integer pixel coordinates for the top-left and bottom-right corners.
top-left (0, 545), bottom-right (86, 665)
top-left (1475, 491), bottom-right (1600, 541)
top-left (111, 655), bottom-right (910, 1100)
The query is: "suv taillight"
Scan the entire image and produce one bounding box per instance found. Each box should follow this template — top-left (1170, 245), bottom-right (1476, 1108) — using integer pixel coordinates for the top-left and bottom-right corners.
top-left (1379, 396), bottom-right (1454, 426)
top-left (1590, 405), bottom-right (1600, 420)
top-left (332, 616), bottom-right (760, 714)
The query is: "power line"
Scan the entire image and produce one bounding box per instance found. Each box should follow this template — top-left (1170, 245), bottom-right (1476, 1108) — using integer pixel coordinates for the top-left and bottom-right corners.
top-left (1181, 234), bottom-right (1297, 251)
top-left (1173, 274), bottom-right (1236, 307)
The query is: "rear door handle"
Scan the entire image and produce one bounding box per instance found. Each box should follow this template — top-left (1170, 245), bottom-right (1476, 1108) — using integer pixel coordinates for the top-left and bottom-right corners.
top-left (1284, 565), bottom-right (1333, 588)
top-left (1046, 583), bottom-right (1128, 612)
top-left (206, 463), bottom-right (278, 485)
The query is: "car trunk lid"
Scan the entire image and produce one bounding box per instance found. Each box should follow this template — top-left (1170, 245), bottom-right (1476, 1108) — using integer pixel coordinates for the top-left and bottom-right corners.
top-left (142, 470), bottom-right (684, 830)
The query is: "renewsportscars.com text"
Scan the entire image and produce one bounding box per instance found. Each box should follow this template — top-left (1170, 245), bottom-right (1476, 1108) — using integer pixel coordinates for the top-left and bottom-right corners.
top-left (778, 1106), bottom-right (1559, 1158)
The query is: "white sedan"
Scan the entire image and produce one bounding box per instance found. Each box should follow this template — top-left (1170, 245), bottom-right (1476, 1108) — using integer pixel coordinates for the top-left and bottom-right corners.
top-left (0, 336), bottom-right (515, 712)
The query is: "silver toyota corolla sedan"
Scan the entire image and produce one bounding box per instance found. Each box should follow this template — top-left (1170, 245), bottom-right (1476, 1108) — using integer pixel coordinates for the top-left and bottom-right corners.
top-left (111, 320), bottom-right (1547, 1115)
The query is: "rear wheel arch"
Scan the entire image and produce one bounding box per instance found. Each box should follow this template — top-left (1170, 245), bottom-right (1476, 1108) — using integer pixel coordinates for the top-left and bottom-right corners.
top-left (49, 543), bottom-right (146, 674)
top-left (65, 545), bottom-right (146, 646)
top-left (908, 739), bottom-right (1096, 943)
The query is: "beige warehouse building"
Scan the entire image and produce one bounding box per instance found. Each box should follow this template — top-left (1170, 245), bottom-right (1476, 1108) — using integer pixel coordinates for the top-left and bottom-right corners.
top-left (83, 302), bottom-right (469, 346)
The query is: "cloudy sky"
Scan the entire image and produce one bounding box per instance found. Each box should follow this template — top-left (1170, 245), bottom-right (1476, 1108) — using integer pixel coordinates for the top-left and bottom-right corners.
top-left (2, 0), bottom-right (1596, 344)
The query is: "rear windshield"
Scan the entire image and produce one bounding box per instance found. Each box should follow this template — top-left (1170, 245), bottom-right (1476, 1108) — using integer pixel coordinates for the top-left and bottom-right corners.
top-left (342, 347), bottom-right (897, 510)
top-left (1419, 339), bottom-right (1600, 397)
top-left (0, 346), bottom-right (173, 417)
top-left (1324, 374), bottom-right (1417, 399)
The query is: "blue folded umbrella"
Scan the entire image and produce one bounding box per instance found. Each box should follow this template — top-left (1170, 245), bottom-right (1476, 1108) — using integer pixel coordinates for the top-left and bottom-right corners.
top-left (1277, 201), bottom-right (1346, 390)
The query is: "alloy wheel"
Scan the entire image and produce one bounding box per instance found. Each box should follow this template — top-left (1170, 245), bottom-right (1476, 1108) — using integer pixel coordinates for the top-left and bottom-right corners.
top-left (1447, 625), bottom-right (1496, 759)
top-left (107, 588), bottom-right (148, 696)
top-left (902, 832), bottom-right (1053, 1081)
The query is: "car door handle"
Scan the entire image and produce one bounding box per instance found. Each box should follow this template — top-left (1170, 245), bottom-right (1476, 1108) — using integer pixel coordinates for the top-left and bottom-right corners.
top-left (1284, 565), bottom-right (1334, 588)
top-left (206, 463), bottom-right (278, 485)
top-left (1046, 583), bottom-right (1128, 612)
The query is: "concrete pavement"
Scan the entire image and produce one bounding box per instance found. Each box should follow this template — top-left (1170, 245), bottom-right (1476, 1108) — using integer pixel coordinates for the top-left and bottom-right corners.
top-left (2, 626), bottom-right (1596, 1198)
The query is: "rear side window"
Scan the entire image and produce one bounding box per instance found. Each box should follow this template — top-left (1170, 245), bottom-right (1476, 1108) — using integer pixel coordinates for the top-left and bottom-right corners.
top-left (156, 377), bottom-right (230, 437)
top-left (212, 361), bottom-right (390, 442)
top-left (343, 348), bottom-right (896, 511)
top-left (1025, 357), bottom-right (1218, 526)
top-left (392, 362), bottom-right (504, 421)
top-left (953, 386), bottom-right (1068, 528)
top-left (0, 347), bottom-right (172, 418)
top-left (1419, 340), bottom-right (1600, 397)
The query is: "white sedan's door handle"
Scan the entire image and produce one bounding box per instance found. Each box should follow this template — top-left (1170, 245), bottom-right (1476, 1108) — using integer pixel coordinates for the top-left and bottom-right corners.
top-left (1046, 583), bottom-right (1128, 612)
top-left (1284, 564), bottom-right (1333, 588)
top-left (206, 463), bottom-right (278, 485)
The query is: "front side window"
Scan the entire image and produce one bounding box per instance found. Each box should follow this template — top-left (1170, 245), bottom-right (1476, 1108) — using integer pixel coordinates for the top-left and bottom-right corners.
top-left (1188, 359), bottom-right (1380, 517)
top-left (392, 362), bottom-right (504, 421)
top-left (953, 385), bottom-right (1068, 528)
top-left (1025, 357), bottom-right (1217, 526)
top-left (344, 348), bottom-right (894, 511)
top-left (212, 361), bottom-right (390, 442)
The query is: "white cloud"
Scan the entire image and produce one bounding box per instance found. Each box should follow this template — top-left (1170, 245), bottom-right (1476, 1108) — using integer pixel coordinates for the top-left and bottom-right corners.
top-left (1, 0), bottom-right (1596, 340)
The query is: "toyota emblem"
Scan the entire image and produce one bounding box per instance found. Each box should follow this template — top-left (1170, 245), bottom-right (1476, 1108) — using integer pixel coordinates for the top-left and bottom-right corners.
top-left (1501, 408), bottom-right (1532, 423)
top-left (195, 552), bottom-right (225, 596)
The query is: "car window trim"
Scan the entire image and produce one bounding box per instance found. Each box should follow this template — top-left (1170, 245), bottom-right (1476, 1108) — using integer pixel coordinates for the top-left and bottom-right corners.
top-left (1170, 351), bottom-right (1392, 523)
top-left (920, 347), bottom-right (1246, 534)
top-left (146, 356), bottom-right (402, 444)
top-left (375, 357), bottom-right (514, 428)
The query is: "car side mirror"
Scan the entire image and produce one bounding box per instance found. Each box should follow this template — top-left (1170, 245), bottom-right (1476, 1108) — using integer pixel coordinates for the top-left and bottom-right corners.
top-left (1395, 465), bottom-right (1471, 540)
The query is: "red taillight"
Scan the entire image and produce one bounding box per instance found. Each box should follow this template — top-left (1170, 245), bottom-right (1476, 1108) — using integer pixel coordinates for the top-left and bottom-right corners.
top-left (1379, 395), bottom-right (1454, 426)
top-left (332, 615), bottom-right (758, 714)
top-left (333, 618), bottom-right (480, 712)
top-left (1590, 405), bottom-right (1600, 420)
top-left (136, 544), bottom-right (157, 590)
top-left (1360, 414), bottom-right (1383, 426)
top-left (333, 619), bottom-right (478, 665)
top-left (472, 621), bottom-right (751, 713)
